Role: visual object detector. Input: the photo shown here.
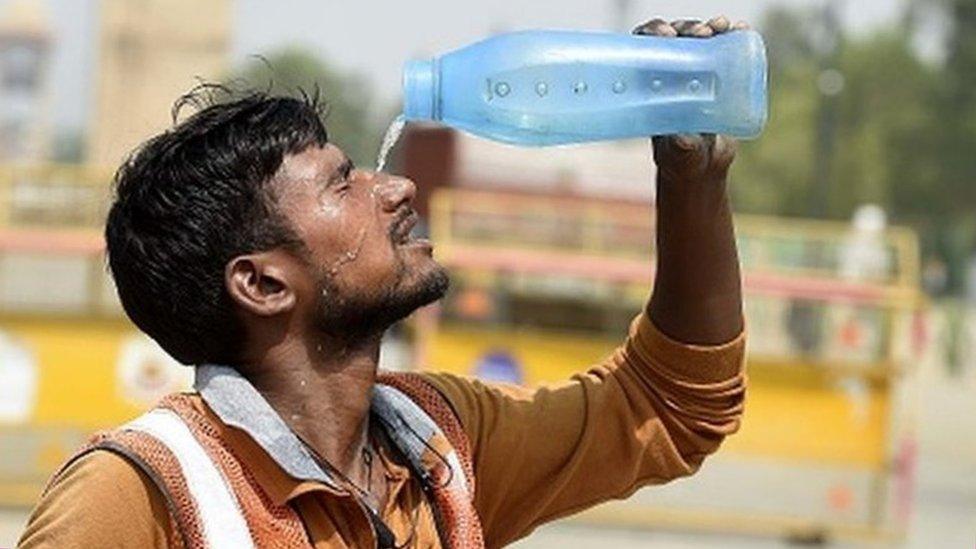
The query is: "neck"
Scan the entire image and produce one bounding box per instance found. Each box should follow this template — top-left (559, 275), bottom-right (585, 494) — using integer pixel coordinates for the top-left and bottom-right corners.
top-left (242, 331), bottom-right (383, 475)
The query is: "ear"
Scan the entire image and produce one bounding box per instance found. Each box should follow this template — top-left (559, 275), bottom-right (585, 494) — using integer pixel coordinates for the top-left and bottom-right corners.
top-left (225, 251), bottom-right (298, 317)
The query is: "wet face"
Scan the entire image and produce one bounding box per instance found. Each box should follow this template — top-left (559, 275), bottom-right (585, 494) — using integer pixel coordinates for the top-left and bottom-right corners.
top-left (273, 144), bottom-right (448, 338)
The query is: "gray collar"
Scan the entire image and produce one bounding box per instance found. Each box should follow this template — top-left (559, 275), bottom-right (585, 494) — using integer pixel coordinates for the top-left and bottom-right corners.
top-left (194, 364), bottom-right (340, 489)
top-left (194, 364), bottom-right (451, 494)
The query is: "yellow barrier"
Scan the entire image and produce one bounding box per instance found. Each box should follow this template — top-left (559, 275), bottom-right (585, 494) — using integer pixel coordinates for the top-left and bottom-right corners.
top-left (0, 170), bottom-right (924, 541)
top-left (421, 187), bottom-right (923, 541)
top-left (0, 164), bottom-right (193, 505)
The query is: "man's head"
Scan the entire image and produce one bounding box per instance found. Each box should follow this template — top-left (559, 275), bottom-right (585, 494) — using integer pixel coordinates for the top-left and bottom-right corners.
top-left (106, 92), bottom-right (448, 366)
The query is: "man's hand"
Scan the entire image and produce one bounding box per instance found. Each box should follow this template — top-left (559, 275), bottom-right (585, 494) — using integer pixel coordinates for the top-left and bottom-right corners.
top-left (634, 16), bottom-right (747, 345)
top-left (633, 16), bottom-right (748, 187)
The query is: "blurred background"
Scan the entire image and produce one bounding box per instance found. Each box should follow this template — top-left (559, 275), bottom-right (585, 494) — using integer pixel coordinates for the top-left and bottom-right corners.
top-left (0, 0), bottom-right (973, 546)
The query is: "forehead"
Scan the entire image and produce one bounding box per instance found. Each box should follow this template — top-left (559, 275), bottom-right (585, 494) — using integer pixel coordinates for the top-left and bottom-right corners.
top-left (276, 143), bottom-right (344, 182)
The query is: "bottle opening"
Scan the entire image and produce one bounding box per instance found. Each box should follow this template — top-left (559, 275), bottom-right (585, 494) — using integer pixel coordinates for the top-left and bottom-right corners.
top-left (403, 59), bottom-right (436, 121)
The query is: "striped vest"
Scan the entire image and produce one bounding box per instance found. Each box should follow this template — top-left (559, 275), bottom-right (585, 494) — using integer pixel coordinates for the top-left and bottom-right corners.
top-left (46, 372), bottom-right (485, 549)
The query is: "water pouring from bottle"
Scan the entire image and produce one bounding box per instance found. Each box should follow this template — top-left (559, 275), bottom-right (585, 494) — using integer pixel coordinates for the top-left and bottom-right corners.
top-left (376, 114), bottom-right (407, 172)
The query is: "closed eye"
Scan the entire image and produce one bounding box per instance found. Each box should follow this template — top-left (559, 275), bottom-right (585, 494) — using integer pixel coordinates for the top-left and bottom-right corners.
top-left (326, 159), bottom-right (355, 195)
top-left (340, 159), bottom-right (354, 180)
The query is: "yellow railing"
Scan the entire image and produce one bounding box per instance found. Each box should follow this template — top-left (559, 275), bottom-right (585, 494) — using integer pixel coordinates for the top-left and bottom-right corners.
top-left (430, 187), bottom-right (919, 294)
top-left (0, 164), bottom-right (118, 319)
top-left (0, 164), bottom-right (114, 230)
top-left (431, 187), bottom-right (923, 367)
top-left (424, 187), bottom-right (924, 541)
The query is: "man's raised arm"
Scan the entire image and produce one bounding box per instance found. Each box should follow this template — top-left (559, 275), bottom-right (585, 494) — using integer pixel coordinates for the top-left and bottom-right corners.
top-left (639, 16), bottom-right (747, 346)
top-left (422, 16), bottom-right (749, 548)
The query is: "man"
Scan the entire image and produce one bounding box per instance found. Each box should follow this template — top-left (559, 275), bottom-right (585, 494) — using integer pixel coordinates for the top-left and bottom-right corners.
top-left (20, 16), bottom-right (748, 548)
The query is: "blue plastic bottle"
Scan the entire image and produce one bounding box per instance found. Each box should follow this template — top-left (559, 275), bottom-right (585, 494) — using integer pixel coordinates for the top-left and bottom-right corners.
top-left (403, 30), bottom-right (767, 146)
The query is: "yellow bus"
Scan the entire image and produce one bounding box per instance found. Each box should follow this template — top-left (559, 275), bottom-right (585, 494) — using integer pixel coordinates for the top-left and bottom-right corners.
top-left (0, 168), bottom-right (925, 544)
top-left (418, 187), bottom-right (924, 543)
top-left (0, 165), bottom-right (192, 505)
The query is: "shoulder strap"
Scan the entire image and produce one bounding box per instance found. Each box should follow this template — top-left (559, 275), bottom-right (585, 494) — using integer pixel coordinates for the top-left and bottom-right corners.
top-left (154, 396), bottom-right (310, 548)
top-left (45, 430), bottom-right (196, 549)
top-left (52, 408), bottom-right (256, 549)
top-left (45, 410), bottom-right (250, 549)
top-left (376, 372), bottom-right (475, 491)
top-left (375, 372), bottom-right (485, 549)
top-left (47, 395), bottom-right (312, 549)
top-left (123, 408), bottom-right (255, 549)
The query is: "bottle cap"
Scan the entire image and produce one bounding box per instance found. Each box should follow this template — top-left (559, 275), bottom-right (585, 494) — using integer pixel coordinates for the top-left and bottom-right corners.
top-left (403, 59), bottom-right (437, 121)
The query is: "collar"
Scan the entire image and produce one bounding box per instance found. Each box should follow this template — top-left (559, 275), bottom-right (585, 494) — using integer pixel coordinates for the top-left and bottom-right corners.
top-left (194, 364), bottom-right (341, 491)
top-left (194, 364), bottom-right (444, 505)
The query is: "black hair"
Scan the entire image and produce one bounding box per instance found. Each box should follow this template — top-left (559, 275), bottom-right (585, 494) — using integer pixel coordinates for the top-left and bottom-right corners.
top-left (105, 87), bottom-right (328, 365)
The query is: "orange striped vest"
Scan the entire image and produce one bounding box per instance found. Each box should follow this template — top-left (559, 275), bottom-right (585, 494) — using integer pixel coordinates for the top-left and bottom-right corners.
top-left (46, 370), bottom-right (485, 549)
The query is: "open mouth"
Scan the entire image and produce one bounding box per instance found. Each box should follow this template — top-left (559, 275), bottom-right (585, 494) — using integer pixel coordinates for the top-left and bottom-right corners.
top-left (391, 210), bottom-right (419, 245)
top-left (390, 209), bottom-right (433, 253)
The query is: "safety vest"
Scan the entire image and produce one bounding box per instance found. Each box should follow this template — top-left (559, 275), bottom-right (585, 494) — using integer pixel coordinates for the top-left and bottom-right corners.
top-left (46, 372), bottom-right (485, 549)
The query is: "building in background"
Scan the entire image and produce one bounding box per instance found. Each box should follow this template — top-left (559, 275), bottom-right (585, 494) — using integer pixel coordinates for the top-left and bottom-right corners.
top-left (455, 134), bottom-right (655, 201)
top-left (395, 128), bottom-right (657, 223)
top-left (0, 0), bottom-right (51, 162)
top-left (0, 3), bottom-right (236, 501)
top-left (88, 0), bottom-right (231, 166)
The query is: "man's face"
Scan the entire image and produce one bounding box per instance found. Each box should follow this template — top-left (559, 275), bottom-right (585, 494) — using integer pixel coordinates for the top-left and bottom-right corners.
top-left (273, 144), bottom-right (448, 338)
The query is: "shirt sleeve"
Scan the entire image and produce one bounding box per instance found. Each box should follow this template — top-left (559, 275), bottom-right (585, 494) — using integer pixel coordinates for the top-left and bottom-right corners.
top-left (422, 313), bottom-right (746, 548)
top-left (18, 449), bottom-right (175, 549)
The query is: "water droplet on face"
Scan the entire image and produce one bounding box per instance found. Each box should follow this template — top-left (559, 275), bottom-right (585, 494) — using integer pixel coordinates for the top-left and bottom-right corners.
top-left (325, 226), bottom-right (369, 277)
top-left (688, 79), bottom-right (702, 93)
top-left (494, 82), bottom-right (511, 97)
top-left (612, 80), bottom-right (627, 94)
top-left (651, 79), bottom-right (664, 92)
top-left (535, 81), bottom-right (548, 97)
top-left (573, 81), bottom-right (588, 95)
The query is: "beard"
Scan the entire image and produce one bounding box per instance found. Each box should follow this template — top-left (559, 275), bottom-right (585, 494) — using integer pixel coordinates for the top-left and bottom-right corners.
top-left (312, 260), bottom-right (449, 340)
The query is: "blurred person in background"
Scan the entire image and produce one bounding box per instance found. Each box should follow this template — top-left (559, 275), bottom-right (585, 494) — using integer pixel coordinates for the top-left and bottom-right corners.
top-left (19, 16), bottom-right (748, 549)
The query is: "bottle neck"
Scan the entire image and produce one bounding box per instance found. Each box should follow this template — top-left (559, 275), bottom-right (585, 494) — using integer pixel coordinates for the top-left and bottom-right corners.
top-left (403, 59), bottom-right (438, 121)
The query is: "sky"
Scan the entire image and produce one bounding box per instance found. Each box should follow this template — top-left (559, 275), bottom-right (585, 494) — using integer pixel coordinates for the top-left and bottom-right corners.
top-left (3, 0), bottom-right (908, 133)
top-left (234, 0), bottom-right (906, 106)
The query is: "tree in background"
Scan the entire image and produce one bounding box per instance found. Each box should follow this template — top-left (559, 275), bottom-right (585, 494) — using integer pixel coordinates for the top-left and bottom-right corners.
top-left (732, 2), bottom-right (975, 294)
top-left (227, 49), bottom-right (388, 168)
top-left (731, 6), bottom-right (821, 217)
top-left (931, 0), bottom-right (976, 294)
top-left (733, 6), bottom-right (938, 219)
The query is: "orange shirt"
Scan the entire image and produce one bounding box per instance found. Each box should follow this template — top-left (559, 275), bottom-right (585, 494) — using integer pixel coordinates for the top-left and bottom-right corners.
top-left (18, 314), bottom-right (745, 548)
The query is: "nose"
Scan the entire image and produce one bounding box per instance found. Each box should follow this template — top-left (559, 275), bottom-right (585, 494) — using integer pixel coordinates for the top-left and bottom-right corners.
top-left (373, 174), bottom-right (416, 212)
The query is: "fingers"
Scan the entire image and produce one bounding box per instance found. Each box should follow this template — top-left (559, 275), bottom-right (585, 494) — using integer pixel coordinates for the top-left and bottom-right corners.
top-left (707, 15), bottom-right (731, 33)
top-left (652, 133), bottom-right (739, 177)
top-left (633, 18), bottom-right (677, 37)
top-left (635, 16), bottom-right (749, 38)
top-left (691, 22), bottom-right (714, 38)
top-left (673, 133), bottom-right (704, 150)
top-left (653, 134), bottom-right (706, 156)
top-left (634, 15), bottom-right (747, 157)
top-left (712, 134), bottom-right (739, 166)
top-left (672, 19), bottom-right (709, 37)
top-left (653, 134), bottom-right (737, 158)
